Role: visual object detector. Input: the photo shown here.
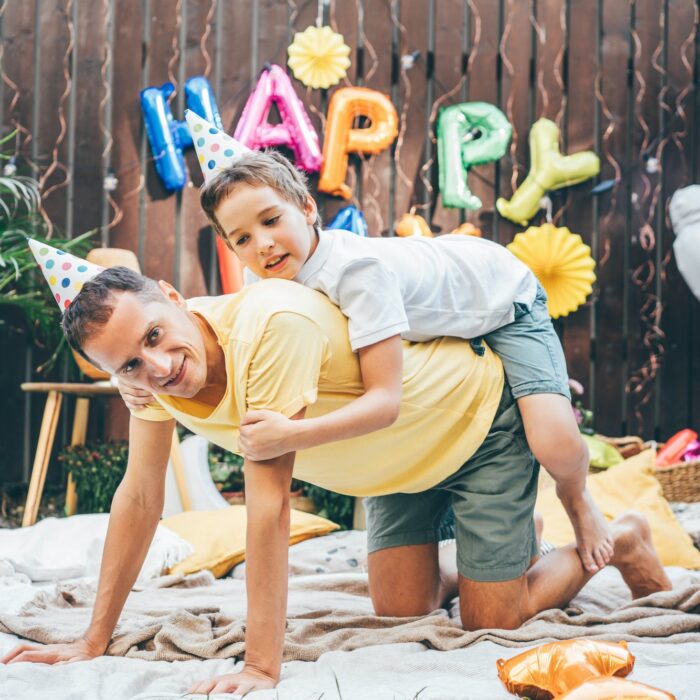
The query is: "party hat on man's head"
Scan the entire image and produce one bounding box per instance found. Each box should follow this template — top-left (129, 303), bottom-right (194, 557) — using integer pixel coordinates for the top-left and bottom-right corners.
top-left (28, 238), bottom-right (104, 312)
top-left (185, 110), bottom-right (253, 183)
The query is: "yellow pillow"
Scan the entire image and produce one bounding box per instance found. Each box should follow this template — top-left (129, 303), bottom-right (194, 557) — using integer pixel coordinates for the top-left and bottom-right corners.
top-left (536, 449), bottom-right (700, 569)
top-left (162, 506), bottom-right (340, 577)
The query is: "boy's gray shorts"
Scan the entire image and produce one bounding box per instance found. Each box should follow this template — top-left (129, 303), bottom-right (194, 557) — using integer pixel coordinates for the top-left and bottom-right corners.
top-left (484, 283), bottom-right (571, 401)
top-left (364, 386), bottom-right (540, 582)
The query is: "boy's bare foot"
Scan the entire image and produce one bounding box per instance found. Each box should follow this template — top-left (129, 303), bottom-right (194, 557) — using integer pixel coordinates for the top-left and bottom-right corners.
top-left (557, 486), bottom-right (614, 573)
top-left (609, 511), bottom-right (672, 598)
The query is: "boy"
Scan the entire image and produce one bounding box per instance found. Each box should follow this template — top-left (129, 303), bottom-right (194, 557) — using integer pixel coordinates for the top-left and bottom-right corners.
top-left (122, 121), bottom-right (611, 573)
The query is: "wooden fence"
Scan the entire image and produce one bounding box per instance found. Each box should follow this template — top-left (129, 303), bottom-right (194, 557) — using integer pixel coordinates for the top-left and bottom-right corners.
top-left (1, 0), bottom-right (699, 485)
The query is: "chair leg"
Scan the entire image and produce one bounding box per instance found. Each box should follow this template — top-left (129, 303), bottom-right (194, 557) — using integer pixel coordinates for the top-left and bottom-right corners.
top-left (170, 429), bottom-right (192, 512)
top-left (65, 397), bottom-right (90, 516)
top-left (22, 391), bottom-right (63, 527)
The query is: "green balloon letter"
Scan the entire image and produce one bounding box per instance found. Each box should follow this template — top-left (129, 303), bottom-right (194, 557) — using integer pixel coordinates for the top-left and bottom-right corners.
top-left (437, 102), bottom-right (512, 210)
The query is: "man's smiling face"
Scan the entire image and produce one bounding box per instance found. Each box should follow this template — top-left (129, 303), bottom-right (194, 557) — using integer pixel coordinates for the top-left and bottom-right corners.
top-left (82, 285), bottom-right (209, 399)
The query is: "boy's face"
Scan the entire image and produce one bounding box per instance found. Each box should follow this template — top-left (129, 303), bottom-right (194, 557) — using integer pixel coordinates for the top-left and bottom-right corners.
top-left (215, 184), bottom-right (318, 280)
top-left (82, 284), bottom-right (210, 399)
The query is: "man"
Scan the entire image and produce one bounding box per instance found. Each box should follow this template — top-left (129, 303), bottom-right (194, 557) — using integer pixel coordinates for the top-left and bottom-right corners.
top-left (2, 250), bottom-right (672, 696)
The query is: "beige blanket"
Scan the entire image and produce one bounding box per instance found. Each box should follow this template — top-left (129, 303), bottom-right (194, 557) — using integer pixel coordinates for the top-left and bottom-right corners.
top-left (2, 567), bottom-right (700, 662)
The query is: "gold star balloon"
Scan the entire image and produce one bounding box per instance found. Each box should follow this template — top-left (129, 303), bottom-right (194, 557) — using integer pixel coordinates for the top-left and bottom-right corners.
top-left (287, 25), bottom-right (351, 90)
top-left (507, 223), bottom-right (596, 319)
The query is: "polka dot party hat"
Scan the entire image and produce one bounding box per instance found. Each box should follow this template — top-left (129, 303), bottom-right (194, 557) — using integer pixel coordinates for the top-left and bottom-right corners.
top-left (27, 238), bottom-right (104, 312)
top-left (185, 110), bottom-right (252, 183)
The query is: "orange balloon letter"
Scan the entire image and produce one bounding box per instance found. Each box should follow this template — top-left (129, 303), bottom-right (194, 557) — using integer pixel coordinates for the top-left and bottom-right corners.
top-left (318, 87), bottom-right (398, 199)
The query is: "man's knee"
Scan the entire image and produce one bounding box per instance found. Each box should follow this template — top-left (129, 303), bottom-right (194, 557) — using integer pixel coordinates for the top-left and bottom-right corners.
top-left (459, 576), bottom-right (535, 631)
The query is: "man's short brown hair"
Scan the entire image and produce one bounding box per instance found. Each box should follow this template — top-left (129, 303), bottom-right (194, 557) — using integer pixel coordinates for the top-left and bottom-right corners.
top-left (61, 267), bottom-right (162, 365)
top-left (200, 150), bottom-right (321, 244)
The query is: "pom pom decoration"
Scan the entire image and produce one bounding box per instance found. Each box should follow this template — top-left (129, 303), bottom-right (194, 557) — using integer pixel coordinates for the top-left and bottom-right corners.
top-left (556, 677), bottom-right (675, 700)
top-left (507, 224), bottom-right (596, 319)
top-left (497, 639), bottom-right (635, 700)
top-left (396, 213), bottom-right (432, 238)
top-left (287, 25), bottom-right (351, 89)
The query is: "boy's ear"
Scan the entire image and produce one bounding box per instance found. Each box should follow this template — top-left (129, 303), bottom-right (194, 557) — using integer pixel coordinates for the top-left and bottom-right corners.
top-left (304, 194), bottom-right (318, 225)
top-left (157, 279), bottom-right (186, 307)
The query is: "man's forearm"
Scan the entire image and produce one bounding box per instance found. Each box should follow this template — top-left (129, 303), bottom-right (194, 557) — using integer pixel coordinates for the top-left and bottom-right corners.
top-left (84, 482), bottom-right (163, 651)
top-left (242, 499), bottom-right (291, 680)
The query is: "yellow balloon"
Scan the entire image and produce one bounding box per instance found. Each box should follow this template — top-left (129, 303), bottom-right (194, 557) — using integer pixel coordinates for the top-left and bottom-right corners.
top-left (506, 223), bottom-right (596, 319)
top-left (497, 118), bottom-right (600, 225)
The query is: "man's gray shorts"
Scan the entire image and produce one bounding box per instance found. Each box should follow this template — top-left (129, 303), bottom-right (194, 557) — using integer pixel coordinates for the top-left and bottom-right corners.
top-left (364, 386), bottom-right (540, 582)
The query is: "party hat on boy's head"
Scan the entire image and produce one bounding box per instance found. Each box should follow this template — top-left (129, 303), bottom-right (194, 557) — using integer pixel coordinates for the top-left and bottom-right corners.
top-left (28, 238), bottom-right (104, 312)
top-left (185, 110), bottom-right (253, 183)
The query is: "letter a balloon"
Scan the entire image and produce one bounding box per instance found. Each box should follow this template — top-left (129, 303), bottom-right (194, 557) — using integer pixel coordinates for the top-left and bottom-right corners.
top-left (437, 102), bottom-right (512, 210)
top-left (318, 87), bottom-right (398, 199)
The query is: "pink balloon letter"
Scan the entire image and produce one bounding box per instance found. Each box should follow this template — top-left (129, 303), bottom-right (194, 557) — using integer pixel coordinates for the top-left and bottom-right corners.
top-left (234, 64), bottom-right (322, 172)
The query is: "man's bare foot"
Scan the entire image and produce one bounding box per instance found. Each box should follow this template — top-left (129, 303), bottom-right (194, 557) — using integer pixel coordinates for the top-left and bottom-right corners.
top-left (557, 486), bottom-right (614, 573)
top-left (609, 512), bottom-right (672, 598)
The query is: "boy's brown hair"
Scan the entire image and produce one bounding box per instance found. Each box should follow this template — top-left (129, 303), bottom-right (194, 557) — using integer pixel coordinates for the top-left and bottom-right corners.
top-left (200, 150), bottom-right (321, 246)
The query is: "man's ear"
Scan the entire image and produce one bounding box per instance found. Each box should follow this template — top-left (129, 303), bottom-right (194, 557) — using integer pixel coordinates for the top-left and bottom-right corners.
top-left (157, 279), bottom-right (186, 307)
top-left (304, 194), bottom-right (318, 225)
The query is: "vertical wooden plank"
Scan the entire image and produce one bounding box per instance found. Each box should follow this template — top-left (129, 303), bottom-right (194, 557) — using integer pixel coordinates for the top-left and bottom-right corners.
top-left (625, 0), bottom-right (662, 438)
top-left (141, 0), bottom-right (179, 284)
top-left (72, 0), bottom-right (107, 240)
top-left (658, 0), bottom-right (697, 438)
top-left (110, 0), bottom-right (145, 258)
top-left (34, 0), bottom-right (72, 233)
top-left (177, 0), bottom-right (211, 299)
top-left (2, 2), bottom-right (38, 483)
top-left (495, 0), bottom-right (532, 248)
top-left (591, 1), bottom-right (631, 437)
top-left (464, 0), bottom-right (499, 240)
top-left (391, 0), bottom-right (429, 226)
top-left (429, 0), bottom-right (466, 236)
top-left (323, 0), bottom-right (358, 226)
top-left (359, 0), bottom-right (394, 236)
top-left (564, 0), bottom-right (597, 398)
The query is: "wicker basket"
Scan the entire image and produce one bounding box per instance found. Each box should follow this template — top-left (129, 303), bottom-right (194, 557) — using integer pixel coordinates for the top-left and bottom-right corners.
top-left (654, 459), bottom-right (700, 503)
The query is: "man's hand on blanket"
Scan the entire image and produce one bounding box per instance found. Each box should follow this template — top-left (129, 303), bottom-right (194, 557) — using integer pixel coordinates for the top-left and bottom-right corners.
top-left (1, 637), bottom-right (103, 665)
top-left (115, 376), bottom-right (153, 411)
top-left (187, 668), bottom-right (277, 696)
top-left (239, 409), bottom-right (297, 461)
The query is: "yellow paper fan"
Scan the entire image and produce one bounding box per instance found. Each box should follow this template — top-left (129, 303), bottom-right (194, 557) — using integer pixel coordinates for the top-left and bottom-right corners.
top-left (507, 223), bottom-right (596, 319)
top-left (287, 26), bottom-right (351, 89)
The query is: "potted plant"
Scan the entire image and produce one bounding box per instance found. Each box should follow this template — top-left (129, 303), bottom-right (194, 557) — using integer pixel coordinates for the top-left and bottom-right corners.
top-left (58, 441), bottom-right (129, 514)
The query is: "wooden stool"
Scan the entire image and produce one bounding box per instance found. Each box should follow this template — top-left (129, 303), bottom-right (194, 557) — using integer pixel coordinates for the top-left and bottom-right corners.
top-left (21, 382), bottom-right (190, 526)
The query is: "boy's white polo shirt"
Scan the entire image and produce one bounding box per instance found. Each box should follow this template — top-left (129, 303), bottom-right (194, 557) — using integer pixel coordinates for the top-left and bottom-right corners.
top-left (245, 229), bottom-right (538, 351)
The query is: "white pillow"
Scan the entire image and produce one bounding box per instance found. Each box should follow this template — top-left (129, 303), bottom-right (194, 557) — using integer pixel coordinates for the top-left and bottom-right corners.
top-left (0, 514), bottom-right (193, 583)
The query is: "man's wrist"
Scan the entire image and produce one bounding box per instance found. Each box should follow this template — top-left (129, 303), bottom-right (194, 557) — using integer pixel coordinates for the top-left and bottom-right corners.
top-left (82, 629), bottom-right (110, 655)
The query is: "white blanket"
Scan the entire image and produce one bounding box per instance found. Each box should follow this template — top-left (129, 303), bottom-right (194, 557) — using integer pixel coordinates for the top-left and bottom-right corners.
top-left (0, 514), bottom-right (193, 584)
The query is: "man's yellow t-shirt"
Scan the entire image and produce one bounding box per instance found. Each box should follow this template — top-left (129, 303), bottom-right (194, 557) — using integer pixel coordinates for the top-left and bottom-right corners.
top-left (134, 279), bottom-right (504, 497)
